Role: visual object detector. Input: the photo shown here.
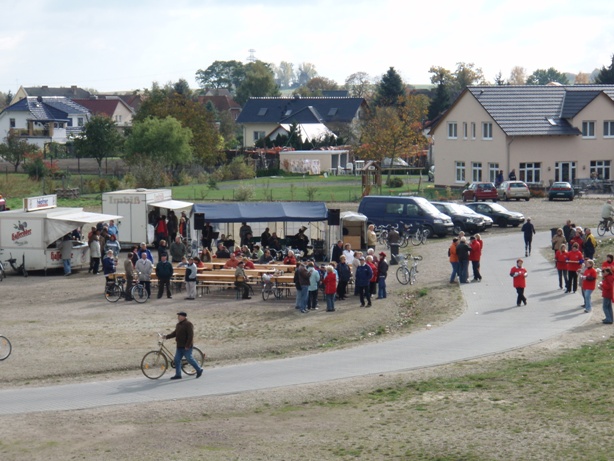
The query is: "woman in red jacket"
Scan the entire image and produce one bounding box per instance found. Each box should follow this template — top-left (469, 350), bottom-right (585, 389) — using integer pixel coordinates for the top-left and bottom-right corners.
top-left (580, 259), bottom-right (597, 313)
top-left (469, 235), bottom-right (482, 282)
top-left (366, 255), bottom-right (378, 297)
top-left (510, 258), bottom-right (528, 306)
top-left (323, 265), bottom-right (337, 312)
top-left (565, 243), bottom-right (584, 293)
top-left (554, 243), bottom-right (568, 290)
top-left (600, 267), bottom-right (614, 324)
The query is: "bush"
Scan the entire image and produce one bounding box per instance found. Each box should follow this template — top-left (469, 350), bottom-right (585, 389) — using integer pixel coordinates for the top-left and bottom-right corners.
top-left (235, 184), bottom-right (255, 201)
top-left (386, 177), bottom-right (404, 188)
top-left (221, 157), bottom-right (255, 180)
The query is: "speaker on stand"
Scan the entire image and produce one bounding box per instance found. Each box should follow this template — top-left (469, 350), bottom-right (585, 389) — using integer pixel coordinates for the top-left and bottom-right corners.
top-left (328, 209), bottom-right (340, 226)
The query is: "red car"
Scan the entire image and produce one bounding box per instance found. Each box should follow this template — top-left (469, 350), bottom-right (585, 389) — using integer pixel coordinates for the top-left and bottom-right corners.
top-left (462, 182), bottom-right (498, 202)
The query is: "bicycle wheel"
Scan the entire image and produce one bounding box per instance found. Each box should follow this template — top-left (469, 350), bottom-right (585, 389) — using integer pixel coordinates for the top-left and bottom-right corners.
top-left (273, 287), bottom-right (284, 299)
top-left (141, 351), bottom-right (168, 379)
top-left (610, 223), bottom-right (614, 236)
top-left (396, 267), bottom-right (410, 285)
top-left (0, 336), bottom-right (12, 360)
top-left (411, 232), bottom-right (422, 246)
top-left (409, 266), bottom-right (418, 285)
top-left (182, 346), bottom-right (205, 375)
top-left (105, 284), bottom-right (122, 303)
top-left (597, 221), bottom-right (607, 236)
top-left (262, 286), bottom-right (272, 300)
top-left (400, 235), bottom-right (410, 248)
top-left (131, 284), bottom-right (149, 303)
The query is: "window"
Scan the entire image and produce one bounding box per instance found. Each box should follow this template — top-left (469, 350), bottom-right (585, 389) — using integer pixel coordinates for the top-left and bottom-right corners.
top-left (455, 161), bottom-right (466, 183)
top-left (471, 122), bottom-right (476, 140)
top-left (582, 121), bottom-right (595, 138)
top-left (590, 160), bottom-right (611, 180)
top-left (482, 122), bottom-right (493, 140)
top-left (9, 118), bottom-right (15, 128)
top-left (78, 117), bottom-right (84, 127)
top-left (447, 122), bottom-right (458, 139)
top-left (115, 115), bottom-right (122, 123)
top-left (385, 203), bottom-right (403, 215)
top-left (253, 131), bottom-right (266, 141)
top-left (257, 108), bottom-right (268, 116)
top-left (472, 162), bottom-right (482, 182)
top-left (463, 122), bottom-right (468, 139)
top-left (488, 163), bottom-right (499, 183)
top-left (519, 162), bottom-right (541, 184)
top-left (604, 121), bottom-right (614, 138)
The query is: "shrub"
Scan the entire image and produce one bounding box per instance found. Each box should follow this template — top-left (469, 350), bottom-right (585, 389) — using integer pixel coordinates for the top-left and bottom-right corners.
top-left (386, 177), bottom-right (404, 188)
top-left (235, 184), bottom-right (255, 201)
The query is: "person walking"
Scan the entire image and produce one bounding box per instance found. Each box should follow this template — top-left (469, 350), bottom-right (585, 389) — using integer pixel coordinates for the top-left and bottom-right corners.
top-left (521, 217), bottom-right (536, 257)
top-left (448, 237), bottom-right (459, 283)
top-left (336, 255), bottom-right (351, 301)
top-left (510, 258), bottom-right (528, 306)
top-left (456, 237), bottom-right (470, 283)
top-left (59, 234), bottom-right (73, 276)
top-left (469, 235), bottom-right (482, 282)
top-left (600, 267), bottom-right (614, 324)
top-left (155, 253), bottom-right (173, 299)
top-left (367, 224), bottom-right (377, 251)
top-left (566, 243), bottom-right (584, 294)
top-left (184, 256), bottom-right (198, 300)
top-left (355, 256), bottom-right (373, 307)
top-left (377, 252), bottom-right (388, 299)
top-left (124, 252), bottom-right (135, 301)
top-left (555, 243), bottom-right (569, 290)
top-left (580, 260), bottom-right (597, 313)
top-left (165, 312), bottom-right (203, 380)
top-left (135, 252), bottom-right (154, 297)
top-left (323, 266), bottom-right (337, 312)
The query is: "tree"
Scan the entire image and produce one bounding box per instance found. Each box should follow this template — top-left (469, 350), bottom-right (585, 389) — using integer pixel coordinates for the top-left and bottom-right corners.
top-left (526, 67), bottom-right (569, 85)
top-left (235, 61), bottom-right (280, 105)
top-left (195, 60), bottom-right (246, 93)
top-left (427, 66), bottom-right (454, 119)
top-left (73, 116), bottom-right (123, 175)
top-left (296, 62), bottom-right (318, 87)
top-left (0, 90), bottom-right (12, 110)
top-left (173, 78), bottom-right (192, 96)
top-left (344, 72), bottom-right (374, 99)
top-left (493, 71), bottom-right (505, 86)
top-left (454, 62), bottom-right (486, 91)
top-left (374, 67), bottom-right (405, 107)
top-left (136, 83), bottom-right (224, 168)
top-left (293, 77), bottom-right (339, 96)
top-left (508, 66), bottom-right (527, 85)
top-left (595, 54), bottom-right (614, 84)
top-left (0, 130), bottom-right (39, 172)
top-left (574, 72), bottom-right (591, 84)
top-left (274, 61), bottom-right (295, 89)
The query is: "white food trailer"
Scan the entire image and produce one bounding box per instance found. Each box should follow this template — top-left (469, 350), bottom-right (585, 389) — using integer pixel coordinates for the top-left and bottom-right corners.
top-left (0, 194), bottom-right (121, 273)
top-left (101, 189), bottom-right (193, 248)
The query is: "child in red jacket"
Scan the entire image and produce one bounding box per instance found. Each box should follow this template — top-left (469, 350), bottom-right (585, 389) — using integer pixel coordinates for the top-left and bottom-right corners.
top-left (510, 258), bottom-right (528, 306)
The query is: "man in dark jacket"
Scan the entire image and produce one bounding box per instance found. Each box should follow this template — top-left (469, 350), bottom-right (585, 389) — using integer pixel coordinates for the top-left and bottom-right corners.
top-left (377, 252), bottom-right (389, 299)
top-left (331, 240), bottom-right (344, 264)
top-left (455, 237), bottom-right (471, 283)
top-left (297, 261), bottom-right (311, 313)
top-left (521, 217), bottom-right (536, 257)
top-left (355, 256), bottom-right (373, 307)
top-left (155, 253), bottom-right (174, 299)
top-left (165, 312), bottom-right (203, 380)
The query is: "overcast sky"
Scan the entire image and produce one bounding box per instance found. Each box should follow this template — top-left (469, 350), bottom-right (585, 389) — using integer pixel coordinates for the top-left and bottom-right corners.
top-left (1, 0), bottom-right (612, 93)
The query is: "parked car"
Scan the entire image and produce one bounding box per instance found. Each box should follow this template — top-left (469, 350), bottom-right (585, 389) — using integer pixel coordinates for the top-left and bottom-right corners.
top-left (497, 181), bottom-right (530, 201)
top-left (465, 202), bottom-right (525, 228)
top-left (462, 182), bottom-right (498, 202)
top-left (431, 201), bottom-right (487, 235)
top-left (548, 182), bottom-right (574, 201)
top-left (458, 204), bottom-right (493, 228)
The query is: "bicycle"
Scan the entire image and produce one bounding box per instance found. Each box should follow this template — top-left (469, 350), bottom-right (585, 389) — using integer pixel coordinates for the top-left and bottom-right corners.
top-left (104, 276), bottom-right (149, 303)
top-left (261, 272), bottom-right (287, 300)
top-left (410, 223), bottom-right (429, 246)
top-left (141, 333), bottom-right (205, 379)
top-left (393, 253), bottom-right (422, 285)
top-left (597, 218), bottom-right (614, 236)
top-left (0, 335), bottom-right (12, 360)
top-left (375, 225), bottom-right (389, 246)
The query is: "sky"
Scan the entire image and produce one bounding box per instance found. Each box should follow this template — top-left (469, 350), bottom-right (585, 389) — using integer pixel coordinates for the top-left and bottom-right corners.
top-left (1, 0), bottom-right (613, 94)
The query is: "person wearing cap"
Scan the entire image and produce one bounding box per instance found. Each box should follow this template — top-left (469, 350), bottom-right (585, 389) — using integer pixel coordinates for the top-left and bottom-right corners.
top-left (184, 256), bottom-right (198, 300)
top-left (234, 261), bottom-right (251, 299)
top-left (510, 258), bottom-right (528, 306)
top-left (165, 312), bottom-right (203, 380)
top-left (355, 256), bottom-right (373, 307)
top-left (521, 218), bottom-right (536, 257)
top-left (155, 253), bottom-right (173, 299)
top-left (377, 252), bottom-right (388, 299)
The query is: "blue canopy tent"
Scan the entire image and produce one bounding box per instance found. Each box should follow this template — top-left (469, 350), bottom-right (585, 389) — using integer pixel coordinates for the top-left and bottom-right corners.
top-left (190, 202), bottom-right (328, 223)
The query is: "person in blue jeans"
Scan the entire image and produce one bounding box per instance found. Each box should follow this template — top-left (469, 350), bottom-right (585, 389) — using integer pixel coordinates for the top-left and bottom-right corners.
top-left (296, 261), bottom-right (311, 313)
top-left (355, 257), bottom-right (373, 307)
top-left (165, 311), bottom-right (203, 380)
top-left (377, 252), bottom-right (388, 299)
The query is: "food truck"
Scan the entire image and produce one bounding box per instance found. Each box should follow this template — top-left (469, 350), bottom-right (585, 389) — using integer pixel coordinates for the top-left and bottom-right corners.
top-left (102, 189), bottom-right (193, 248)
top-left (0, 194), bottom-right (121, 273)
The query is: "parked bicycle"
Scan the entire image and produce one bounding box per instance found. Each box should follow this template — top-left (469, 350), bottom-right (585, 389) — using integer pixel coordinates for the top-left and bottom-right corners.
top-left (597, 218), bottom-right (614, 237)
top-left (0, 335), bottom-right (12, 361)
top-left (375, 225), bottom-right (389, 246)
top-left (105, 276), bottom-right (149, 303)
top-left (261, 273), bottom-right (288, 300)
top-left (409, 223), bottom-right (429, 246)
top-left (141, 333), bottom-right (205, 379)
top-left (393, 253), bottom-right (422, 285)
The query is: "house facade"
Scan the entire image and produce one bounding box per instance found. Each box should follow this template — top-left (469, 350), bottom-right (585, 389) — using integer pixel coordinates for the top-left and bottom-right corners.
top-left (72, 97), bottom-right (135, 127)
top-left (11, 85), bottom-right (92, 105)
top-left (236, 96), bottom-right (367, 147)
top-left (0, 96), bottom-right (90, 148)
top-left (430, 85), bottom-right (614, 187)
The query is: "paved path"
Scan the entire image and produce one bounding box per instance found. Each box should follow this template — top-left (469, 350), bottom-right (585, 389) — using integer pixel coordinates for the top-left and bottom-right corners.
top-left (0, 231), bottom-right (590, 415)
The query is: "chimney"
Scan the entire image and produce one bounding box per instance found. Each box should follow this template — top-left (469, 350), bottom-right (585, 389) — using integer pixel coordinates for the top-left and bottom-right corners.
top-left (71, 85), bottom-right (77, 95)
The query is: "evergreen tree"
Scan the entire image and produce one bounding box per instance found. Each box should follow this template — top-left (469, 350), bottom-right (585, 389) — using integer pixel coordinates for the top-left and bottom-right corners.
top-left (374, 67), bottom-right (405, 107)
top-left (595, 54), bottom-right (614, 84)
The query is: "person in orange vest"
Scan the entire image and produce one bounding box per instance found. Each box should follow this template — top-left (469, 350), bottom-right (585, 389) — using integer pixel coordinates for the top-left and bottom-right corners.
top-left (448, 238), bottom-right (459, 283)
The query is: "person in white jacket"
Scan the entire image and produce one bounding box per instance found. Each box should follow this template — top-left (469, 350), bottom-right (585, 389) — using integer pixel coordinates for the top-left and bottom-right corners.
top-left (135, 252), bottom-right (154, 297)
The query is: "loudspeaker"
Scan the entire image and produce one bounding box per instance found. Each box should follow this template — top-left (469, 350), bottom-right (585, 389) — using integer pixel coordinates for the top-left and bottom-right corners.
top-left (193, 213), bottom-right (205, 229)
top-left (328, 209), bottom-right (340, 226)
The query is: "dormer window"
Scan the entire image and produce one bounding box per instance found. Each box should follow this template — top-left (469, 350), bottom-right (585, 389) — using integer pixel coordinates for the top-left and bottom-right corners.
top-left (257, 108), bottom-right (268, 116)
top-left (284, 109), bottom-right (292, 116)
top-left (328, 108), bottom-right (338, 116)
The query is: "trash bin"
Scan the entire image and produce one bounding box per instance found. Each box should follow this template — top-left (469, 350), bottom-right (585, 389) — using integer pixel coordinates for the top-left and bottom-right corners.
top-left (390, 243), bottom-right (400, 265)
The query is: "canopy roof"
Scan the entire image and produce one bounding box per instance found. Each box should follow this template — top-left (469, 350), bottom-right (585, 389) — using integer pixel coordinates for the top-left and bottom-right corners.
top-left (191, 202), bottom-right (328, 223)
top-left (149, 199), bottom-right (193, 210)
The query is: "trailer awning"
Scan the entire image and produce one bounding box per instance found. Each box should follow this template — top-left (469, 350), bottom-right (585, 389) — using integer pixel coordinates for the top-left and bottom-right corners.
top-left (46, 211), bottom-right (122, 245)
top-left (149, 199), bottom-right (193, 210)
top-left (191, 202), bottom-right (328, 223)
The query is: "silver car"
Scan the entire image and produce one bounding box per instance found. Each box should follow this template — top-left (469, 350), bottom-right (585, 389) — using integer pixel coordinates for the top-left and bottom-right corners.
top-left (497, 181), bottom-right (530, 201)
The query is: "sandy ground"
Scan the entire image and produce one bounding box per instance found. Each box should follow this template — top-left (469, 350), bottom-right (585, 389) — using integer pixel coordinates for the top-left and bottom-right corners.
top-left (0, 196), bottom-right (611, 460)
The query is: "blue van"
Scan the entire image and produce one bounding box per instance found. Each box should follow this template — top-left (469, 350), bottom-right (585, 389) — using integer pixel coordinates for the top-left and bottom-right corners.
top-left (358, 196), bottom-right (453, 237)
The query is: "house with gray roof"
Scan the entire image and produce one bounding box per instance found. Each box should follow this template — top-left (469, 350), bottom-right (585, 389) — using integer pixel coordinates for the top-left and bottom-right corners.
top-left (429, 84), bottom-right (614, 187)
top-left (0, 96), bottom-right (91, 148)
top-left (236, 95), bottom-right (367, 147)
top-left (11, 85), bottom-right (92, 105)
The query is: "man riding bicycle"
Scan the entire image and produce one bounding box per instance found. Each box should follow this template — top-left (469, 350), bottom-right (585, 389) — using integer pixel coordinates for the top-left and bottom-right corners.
top-left (601, 200), bottom-right (614, 227)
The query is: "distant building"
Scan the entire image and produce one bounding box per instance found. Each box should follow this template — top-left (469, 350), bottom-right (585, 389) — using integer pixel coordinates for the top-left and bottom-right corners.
top-left (73, 97), bottom-right (135, 127)
top-left (11, 85), bottom-right (92, 105)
